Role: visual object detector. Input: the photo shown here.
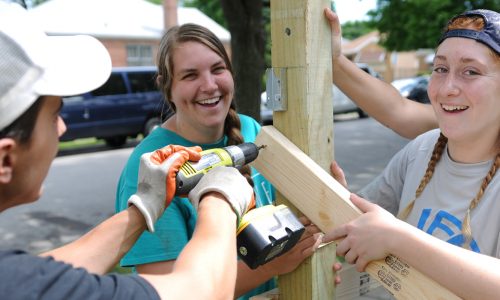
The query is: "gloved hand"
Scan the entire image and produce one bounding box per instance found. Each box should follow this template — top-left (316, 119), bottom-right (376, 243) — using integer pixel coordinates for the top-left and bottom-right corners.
top-left (188, 166), bottom-right (255, 226)
top-left (128, 145), bottom-right (202, 232)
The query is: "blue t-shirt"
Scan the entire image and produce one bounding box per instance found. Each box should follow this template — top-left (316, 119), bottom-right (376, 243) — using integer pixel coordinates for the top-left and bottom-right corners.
top-left (0, 249), bottom-right (159, 300)
top-left (115, 114), bottom-right (276, 300)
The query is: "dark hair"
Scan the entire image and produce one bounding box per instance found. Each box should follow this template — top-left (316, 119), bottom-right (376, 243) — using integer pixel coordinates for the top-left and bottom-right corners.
top-left (156, 24), bottom-right (253, 185)
top-left (0, 97), bottom-right (44, 144)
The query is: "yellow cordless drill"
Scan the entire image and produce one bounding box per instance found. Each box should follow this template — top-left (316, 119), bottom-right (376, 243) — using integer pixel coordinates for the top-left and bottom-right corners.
top-left (175, 143), bottom-right (305, 269)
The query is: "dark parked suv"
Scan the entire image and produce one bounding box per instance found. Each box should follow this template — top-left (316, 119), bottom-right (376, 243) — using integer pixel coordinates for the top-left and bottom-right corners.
top-left (60, 66), bottom-right (169, 147)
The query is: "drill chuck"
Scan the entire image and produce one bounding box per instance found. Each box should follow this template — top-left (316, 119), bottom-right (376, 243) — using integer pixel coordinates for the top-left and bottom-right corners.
top-left (175, 142), bottom-right (260, 196)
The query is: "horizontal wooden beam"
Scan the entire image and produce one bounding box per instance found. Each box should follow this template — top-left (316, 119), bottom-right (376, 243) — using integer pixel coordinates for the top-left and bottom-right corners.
top-left (251, 126), bottom-right (459, 300)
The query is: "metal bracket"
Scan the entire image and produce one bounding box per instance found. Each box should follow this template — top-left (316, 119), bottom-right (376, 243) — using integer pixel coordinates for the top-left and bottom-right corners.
top-left (265, 68), bottom-right (287, 111)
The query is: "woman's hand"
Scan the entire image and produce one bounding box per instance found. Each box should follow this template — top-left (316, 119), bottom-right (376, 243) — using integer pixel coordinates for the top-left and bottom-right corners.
top-left (323, 194), bottom-right (400, 272)
top-left (324, 7), bottom-right (343, 63)
top-left (333, 261), bottom-right (343, 285)
top-left (330, 160), bottom-right (348, 188)
top-left (259, 216), bottom-right (322, 275)
top-left (258, 214), bottom-right (346, 287)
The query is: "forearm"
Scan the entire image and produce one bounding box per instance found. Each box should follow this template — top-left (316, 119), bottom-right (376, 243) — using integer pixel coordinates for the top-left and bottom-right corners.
top-left (332, 55), bottom-right (437, 139)
top-left (234, 260), bottom-right (275, 298)
top-left (41, 206), bottom-right (146, 274)
top-left (389, 221), bottom-right (500, 299)
top-left (142, 192), bottom-right (237, 300)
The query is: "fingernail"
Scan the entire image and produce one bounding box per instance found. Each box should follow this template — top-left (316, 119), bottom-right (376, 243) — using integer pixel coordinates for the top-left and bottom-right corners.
top-left (313, 233), bottom-right (324, 251)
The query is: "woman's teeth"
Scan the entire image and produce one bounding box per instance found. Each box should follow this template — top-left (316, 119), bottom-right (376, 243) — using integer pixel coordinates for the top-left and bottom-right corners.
top-left (198, 97), bottom-right (220, 105)
top-left (441, 104), bottom-right (468, 112)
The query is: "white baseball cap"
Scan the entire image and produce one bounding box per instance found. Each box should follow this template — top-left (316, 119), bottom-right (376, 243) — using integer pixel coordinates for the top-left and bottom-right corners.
top-left (0, 1), bottom-right (112, 130)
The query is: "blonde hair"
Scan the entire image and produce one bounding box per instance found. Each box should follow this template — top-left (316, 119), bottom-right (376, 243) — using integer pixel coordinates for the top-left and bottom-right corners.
top-left (156, 24), bottom-right (253, 185)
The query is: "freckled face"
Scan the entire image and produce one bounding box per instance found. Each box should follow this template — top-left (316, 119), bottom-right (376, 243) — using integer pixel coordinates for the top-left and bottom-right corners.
top-left (169, 41), bottom-right (234, 136)
top-left (427, 38), bottom-right (500, 145)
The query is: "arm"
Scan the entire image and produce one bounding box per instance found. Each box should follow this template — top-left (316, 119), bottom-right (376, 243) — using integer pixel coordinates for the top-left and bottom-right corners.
top-left (41, 206), bottom-right (146, 274)
top-left (324, 8), bottom-right (438, 139)
top-left (43, 145), bottom-right (202, 274)
top-left (141, 166), bottom-right (257, 299)
top-left (141, 192), bottom-right (238, 300)
top-left (40, 193), bottom-right (237, 300)
top-left (136, 199), bottom-right (322, 298)
top-left (324, 194), bottom-right (500, 300)
top-left (392, 216), bottom-right (500, 300)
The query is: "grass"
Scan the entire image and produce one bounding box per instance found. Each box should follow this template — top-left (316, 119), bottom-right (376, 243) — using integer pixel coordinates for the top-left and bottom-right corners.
top-left (58, 138), bottom-right (104, 150)
top-left (58, 135), bottom-right (144, 151)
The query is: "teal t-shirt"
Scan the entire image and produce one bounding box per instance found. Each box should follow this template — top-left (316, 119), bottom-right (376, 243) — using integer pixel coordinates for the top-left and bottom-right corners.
top-left (115, 114), bottom-right (276, 300)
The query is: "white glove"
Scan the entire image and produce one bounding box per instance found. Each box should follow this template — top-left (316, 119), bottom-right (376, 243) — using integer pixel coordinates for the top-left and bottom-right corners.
top-left (128, 145), bottom-right (201, 232)
top-left (188, 166), bottom-right (255, 225)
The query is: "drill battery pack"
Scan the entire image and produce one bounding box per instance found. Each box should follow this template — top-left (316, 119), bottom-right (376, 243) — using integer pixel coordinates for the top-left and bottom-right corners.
top-left (236, 204), bottom-right (305, 269)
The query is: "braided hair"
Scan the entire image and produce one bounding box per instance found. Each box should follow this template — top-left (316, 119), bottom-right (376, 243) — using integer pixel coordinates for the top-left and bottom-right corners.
top-left (398, 13), bottom-right (500, 249)
top-left (398, 134), bottom-right (500, 249)
top-left (156, 24), bottom-right (253, 185)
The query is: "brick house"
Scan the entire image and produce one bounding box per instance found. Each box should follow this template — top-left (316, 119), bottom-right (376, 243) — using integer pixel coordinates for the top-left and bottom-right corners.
top-left (27, 0), bottom-right (231, 67)
top-left (342, 31), bottom-right (434, 82)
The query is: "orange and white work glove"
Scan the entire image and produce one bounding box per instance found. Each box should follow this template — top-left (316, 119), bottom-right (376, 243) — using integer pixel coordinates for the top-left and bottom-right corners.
top-left (188, 166), bottom-right (256, 226)
top-left (128, 145), bottom-right (202, 232)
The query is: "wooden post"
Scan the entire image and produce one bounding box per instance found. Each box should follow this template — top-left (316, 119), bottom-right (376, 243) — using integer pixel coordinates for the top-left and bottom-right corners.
top-left (269, 0), bottom-right (335, 299)
top-left (252, 126), bottom-right (460, 299)
top-left (262, 1), bottom-right (460, 299)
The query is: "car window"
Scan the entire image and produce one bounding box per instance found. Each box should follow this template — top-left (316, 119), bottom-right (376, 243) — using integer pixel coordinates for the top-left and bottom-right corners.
top-left (92, 73), bottom-right (127, 96)
top-left (359, 66), bottom-right (380, 78)
top-left (63, 95), bottom-right (85, 103)
top-left (128, 72), bottom-right (157, 93)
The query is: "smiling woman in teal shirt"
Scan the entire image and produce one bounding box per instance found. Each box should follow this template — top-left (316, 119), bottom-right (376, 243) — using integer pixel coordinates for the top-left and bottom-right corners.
top-left (115, 23), bottom-right (320, 300)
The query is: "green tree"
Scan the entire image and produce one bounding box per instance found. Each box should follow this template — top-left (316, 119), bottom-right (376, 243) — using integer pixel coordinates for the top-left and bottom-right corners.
top-left (184, 0), bottom-right (228, 28)
top-left (341, 20), bottom-right (376, 40)
top-left (220, 0), bottom-right (266, 122)
top-left (370, 0), bottom-right (500, 51)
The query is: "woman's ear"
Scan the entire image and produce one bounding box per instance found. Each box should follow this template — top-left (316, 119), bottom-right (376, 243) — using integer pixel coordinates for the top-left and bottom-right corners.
top-left (156, 75), bottom-right (163, 86)
top-left (0, 138), bottom-right (16, 184)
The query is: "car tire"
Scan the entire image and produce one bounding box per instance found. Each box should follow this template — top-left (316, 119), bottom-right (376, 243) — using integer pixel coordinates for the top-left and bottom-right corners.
top-left (144, 117), bottom-right (161, 137)
top-left (357, 108), bottom-right (368, 119)
top-left (105, 136), bottom-right (127, 148)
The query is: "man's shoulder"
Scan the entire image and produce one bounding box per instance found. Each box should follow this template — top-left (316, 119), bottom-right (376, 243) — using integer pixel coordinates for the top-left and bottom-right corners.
top-left (0, 249), bottom-right (37, 264)
top-left (0, 250), bottom-right (160, 299)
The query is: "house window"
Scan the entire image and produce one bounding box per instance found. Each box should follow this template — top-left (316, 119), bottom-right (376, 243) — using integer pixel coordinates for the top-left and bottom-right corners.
top-left (127, 45), bottom-right (153, 66)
